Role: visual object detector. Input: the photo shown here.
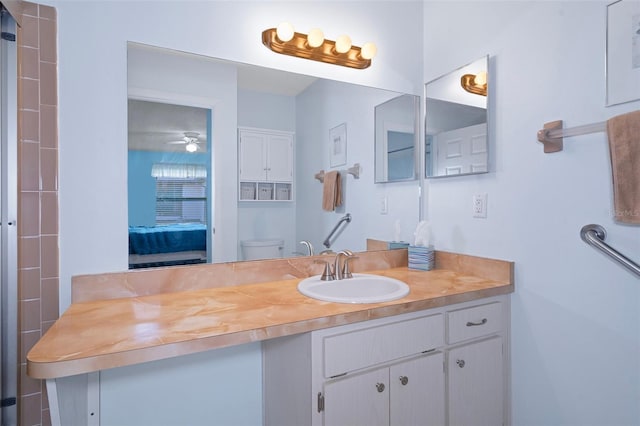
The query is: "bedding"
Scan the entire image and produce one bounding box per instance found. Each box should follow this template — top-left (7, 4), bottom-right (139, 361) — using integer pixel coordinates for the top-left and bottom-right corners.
top-left (129, 223), bottom-right (207, 255)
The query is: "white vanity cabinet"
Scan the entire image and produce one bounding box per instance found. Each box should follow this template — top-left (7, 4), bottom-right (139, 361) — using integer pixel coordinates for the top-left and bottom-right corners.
top-left (263, 295), bottom-right (510, 426)
top-left (323, 352), bottom-right (445, 426)
top-left (448, 337), bottom-right (503, 426)
top-left (238, 127), bottom-right (293, 201)
top-left (446, 302), bottom-right (506, 426)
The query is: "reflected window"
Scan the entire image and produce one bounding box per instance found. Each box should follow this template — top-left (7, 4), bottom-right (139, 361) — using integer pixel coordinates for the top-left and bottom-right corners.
top-left (155, 177), bottom-right (207, 225)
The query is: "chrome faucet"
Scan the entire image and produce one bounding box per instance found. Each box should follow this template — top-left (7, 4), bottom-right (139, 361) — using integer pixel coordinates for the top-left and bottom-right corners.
top-left (299, 240), bottom-right (314, 256)
top-left (334, 250), bottom-right (354, 280)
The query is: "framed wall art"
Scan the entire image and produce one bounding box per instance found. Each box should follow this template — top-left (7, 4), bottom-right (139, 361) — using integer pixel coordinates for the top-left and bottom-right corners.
top-left (330, 122), bottom-right (347, 167)
top-left (606, 0), bottom-right (640, 106)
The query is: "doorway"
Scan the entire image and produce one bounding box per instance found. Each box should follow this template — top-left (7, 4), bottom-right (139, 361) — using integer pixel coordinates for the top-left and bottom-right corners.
top-left (127, 99), bottom-right (213, 269)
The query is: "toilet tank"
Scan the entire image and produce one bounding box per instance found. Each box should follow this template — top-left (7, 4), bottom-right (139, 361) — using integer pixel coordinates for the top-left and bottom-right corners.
top-left (241, 239), bottom-right (284, 261)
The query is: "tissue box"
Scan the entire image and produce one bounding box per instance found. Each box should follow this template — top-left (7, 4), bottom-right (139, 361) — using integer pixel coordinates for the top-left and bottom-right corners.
top-left (408, 245), bottom-right (435, 271)
top-left (389, 241), bottom-right (410, 250)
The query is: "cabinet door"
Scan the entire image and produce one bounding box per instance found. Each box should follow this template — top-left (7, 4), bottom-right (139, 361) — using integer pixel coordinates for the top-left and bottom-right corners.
top-left (448, 337), bottom-right (503, 426)
top-left (324, 368), bottom-right (389, 426)
top-left (239, 131), bottom-right (267, 181)
top-left (266, 134), bottom-right (293, 182)
top-left (390, 353), bottom-right (445, 426)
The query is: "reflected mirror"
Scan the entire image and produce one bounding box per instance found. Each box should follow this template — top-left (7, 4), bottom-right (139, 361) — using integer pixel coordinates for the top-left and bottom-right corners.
top-left (425, 55), bottom-right (489, 178)
top-left (374, 94), bottom-right (420, 183)
top-left (127, 43), bottom-right (421, 269)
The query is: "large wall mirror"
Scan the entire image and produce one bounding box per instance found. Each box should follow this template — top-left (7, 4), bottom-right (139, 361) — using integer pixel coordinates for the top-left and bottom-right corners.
top-left (374, 94), bottom-right (420, 183)
top-left (425, 55), bottom-right (489, 178)
top-left (127, 43), bottom-right (422, 269)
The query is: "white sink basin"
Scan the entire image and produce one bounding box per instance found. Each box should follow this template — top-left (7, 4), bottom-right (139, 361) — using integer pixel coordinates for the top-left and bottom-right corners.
top-left (297, 273), bottom-right (410, 304)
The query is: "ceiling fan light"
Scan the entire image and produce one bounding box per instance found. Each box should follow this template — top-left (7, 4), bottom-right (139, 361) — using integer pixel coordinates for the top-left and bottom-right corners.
top-left (186, 142), bottom-right (198, 153)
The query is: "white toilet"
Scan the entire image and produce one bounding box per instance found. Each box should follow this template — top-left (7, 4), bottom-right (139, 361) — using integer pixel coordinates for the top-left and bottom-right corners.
top-left (241, 239), bottom-right (284, 260)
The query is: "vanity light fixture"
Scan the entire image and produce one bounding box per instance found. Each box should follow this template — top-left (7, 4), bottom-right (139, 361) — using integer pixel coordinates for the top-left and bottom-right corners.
top-left (461, 71), bottom-right (488, 96)
top-left (262, 23), bottom-right (377, 69)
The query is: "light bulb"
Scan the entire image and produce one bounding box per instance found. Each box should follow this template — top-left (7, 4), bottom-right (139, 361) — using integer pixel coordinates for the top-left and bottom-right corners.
top-left (276, 22), bottom-right (295, 42)
top-left (334, 34), bottom-right (352, 54)
top-left (186, 142), bottom-right (198, 153)
top-left (474, 71), bottom-right (488, 86)
top-left (360, 42), bottom-right (377, 60)
top-left (306, 28), bottom-right (324, 48)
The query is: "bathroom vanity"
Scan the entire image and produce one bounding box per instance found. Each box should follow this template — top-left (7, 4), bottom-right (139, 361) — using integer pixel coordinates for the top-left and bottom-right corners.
top-left (264, 295), bottom-right (508, 426)
top-left (26, 249), bottom-right (513, 425)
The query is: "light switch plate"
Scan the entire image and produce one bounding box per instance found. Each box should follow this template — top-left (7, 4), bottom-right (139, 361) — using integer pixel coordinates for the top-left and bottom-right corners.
top-left (380, 197), bottom-right (388, 214)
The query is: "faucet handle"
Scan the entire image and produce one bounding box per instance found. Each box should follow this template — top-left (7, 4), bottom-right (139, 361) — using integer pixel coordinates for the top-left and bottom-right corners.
top-left (314, 260), bottom-right (335, 281)
top-left (342, 256), bottom-right (359, 279)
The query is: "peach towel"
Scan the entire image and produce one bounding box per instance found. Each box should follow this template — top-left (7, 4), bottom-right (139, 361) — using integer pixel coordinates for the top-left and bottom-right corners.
top-left (607, 110), bottom-right (640, 224)
top-left (322, 171), bottom-right (342, 211)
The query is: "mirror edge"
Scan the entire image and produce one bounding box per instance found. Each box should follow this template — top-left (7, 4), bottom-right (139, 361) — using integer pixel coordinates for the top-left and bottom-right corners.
top-left (374, 93), bottom-right (421, 184)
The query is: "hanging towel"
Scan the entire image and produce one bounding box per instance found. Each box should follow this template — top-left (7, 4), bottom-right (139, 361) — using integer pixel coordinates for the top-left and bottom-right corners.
top-left (335, 172), bottom-right (343, 208)
top-left (607, 110), bottom-right (640, 224)
top-left (322, 170), bottom-right (342, 211)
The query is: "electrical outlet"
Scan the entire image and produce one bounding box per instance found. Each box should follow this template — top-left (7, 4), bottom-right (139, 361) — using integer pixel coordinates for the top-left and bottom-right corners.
top-left (473, 193), bottom-right (488, 218)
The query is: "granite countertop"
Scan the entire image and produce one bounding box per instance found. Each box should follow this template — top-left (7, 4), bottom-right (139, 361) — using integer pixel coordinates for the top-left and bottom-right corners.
top-left (27, 261), bottom-right (514, 380)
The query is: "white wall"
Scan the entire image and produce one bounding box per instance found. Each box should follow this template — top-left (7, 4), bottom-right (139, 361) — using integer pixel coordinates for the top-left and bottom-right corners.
top-left (424, 2), bottom-right (639, 425)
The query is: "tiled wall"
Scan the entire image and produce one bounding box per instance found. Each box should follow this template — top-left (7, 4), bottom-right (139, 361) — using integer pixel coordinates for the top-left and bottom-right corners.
top-left (16, 2), bottom-right (58, 426)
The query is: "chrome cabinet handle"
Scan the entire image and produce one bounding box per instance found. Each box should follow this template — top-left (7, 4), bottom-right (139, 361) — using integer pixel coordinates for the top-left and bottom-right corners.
top-left (456, 359), bottom-right (466, 368)
top-left (399, 376), bottom-right (408, 386)
top-left (375, 382), bottom-right (385, 393)
top-left (466, 318), bottom-right (488, 327)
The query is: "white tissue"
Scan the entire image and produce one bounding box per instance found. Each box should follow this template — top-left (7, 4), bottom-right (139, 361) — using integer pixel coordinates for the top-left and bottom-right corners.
top-left (394, 220), bottom-right (402, 242)
top-left (413, 220), bottom-right (432, 247)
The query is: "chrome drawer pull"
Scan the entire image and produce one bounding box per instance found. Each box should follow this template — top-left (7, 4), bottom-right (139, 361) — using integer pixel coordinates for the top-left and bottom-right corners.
top-left (466, 318), bottom-right (488, 327)
top-left (375, 383), bottom-right (385, 393)
top-left (399, 376), bottom-right (408, 386)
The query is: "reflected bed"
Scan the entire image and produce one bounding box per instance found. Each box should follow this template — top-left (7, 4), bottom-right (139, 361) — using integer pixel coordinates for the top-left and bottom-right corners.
top-left (128, 223), bottom-right (207, 269)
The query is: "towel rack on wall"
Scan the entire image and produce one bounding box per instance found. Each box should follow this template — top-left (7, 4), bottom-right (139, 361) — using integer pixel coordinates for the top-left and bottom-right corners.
top-left (580, 224), bottom-right (640, 278)
top-left (537, 120), bottom-right (607, 153)
top-left (315, 163), bottom-right (361, 183)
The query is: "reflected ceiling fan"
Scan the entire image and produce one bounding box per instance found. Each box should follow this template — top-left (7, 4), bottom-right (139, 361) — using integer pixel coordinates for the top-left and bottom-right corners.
top-left (168, 131), bottom-right (202, 152)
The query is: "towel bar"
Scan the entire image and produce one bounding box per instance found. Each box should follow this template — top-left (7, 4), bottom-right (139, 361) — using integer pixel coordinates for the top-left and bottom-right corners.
top-left (315, 163), bottom-right (361, 182)
top-left (537, 120), bottom-right (607, 153)
top-left (580, 224), bottom-right (640, 278)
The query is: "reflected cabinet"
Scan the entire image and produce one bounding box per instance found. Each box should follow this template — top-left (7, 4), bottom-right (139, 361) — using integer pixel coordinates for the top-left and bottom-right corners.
top-left (238, 127), bottom-right (294, 201)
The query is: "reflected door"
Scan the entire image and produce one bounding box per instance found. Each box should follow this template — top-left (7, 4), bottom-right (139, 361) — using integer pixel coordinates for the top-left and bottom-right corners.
top-left (434, 123), bottom-right (487, 176)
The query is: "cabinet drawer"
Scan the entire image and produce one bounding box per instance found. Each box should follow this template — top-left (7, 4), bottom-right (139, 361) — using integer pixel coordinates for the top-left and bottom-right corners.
top-left (447, 302), bottom-right (502, 344)
top-left (323, 314), bottom-right (443, 378)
